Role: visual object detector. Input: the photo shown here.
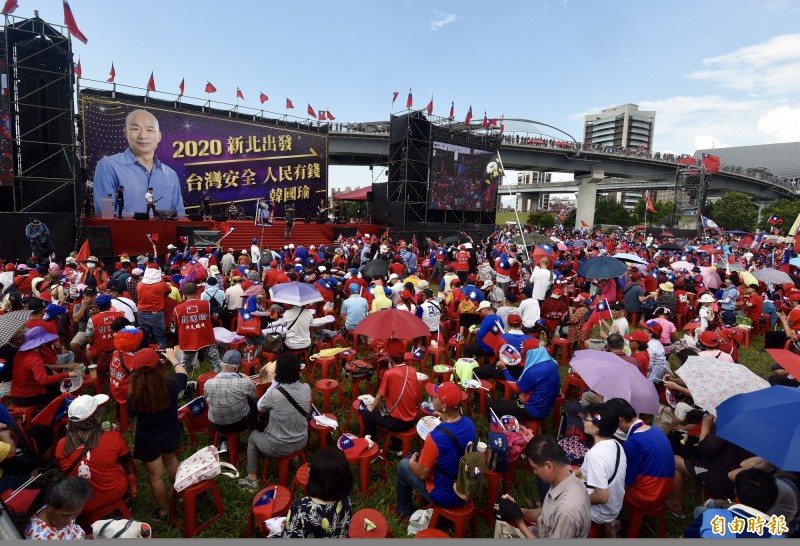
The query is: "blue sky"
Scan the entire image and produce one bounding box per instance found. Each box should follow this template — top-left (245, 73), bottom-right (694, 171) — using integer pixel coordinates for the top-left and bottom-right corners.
top-left (21, 0), bottom-right (800, 189)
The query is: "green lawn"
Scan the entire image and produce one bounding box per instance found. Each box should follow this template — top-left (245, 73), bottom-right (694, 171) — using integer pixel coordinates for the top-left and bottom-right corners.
top-left (107, 325), bottom-right (775, 538)
top-left (495, 211), bottom-right (523, 226)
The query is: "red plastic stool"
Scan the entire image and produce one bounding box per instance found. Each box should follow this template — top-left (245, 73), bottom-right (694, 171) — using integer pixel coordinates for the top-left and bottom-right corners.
top-left (81, 497), bottom-right (132, 526)
top-left (169, 479), bottom-right (225, 537)
top-left (467, 379), bottom-right (493, 415)
top-left (80, 374), bottom-right (102, 395)
top-left (289, 463), bottom-right (309, 497)
top-left (348, 508), bottom-right (392, 538)
top-left (415, 528), bottom-right (450, 538)
top-left (549, 338), bottom-right (572, 367)
top-left (431, 364), bottom-right (453, 384)
top-left (493, 379), bottom-right (516, 401)
top-left (448, 338), bottom-right (466, 361)
top-left (625, 505), bottom-right (667, 538)
top-left (260, 351), bottom-right (281, 364)
top-left (349, 371), bottom-right (372, 402)
top-left (429, 501), bottom-right (477, 538)
top-left (475, 468), bottom-right (504, 526)
top-left (308, 412), bottom-right (337, 449)
top-left (345, 442), bottom-right (385, 495)
top-left (366, 338), bottom-right (386, 361)
top-left (212, 429), bottom-right (243, 466)
top-left (313, 379), bottom-right (343, 413)
top-left (241, 357), bottom-right (261, 376)
top-left (245, 485), bottom-right (292, 537)
top-left (286, 348), bottom-right (310, 369)
top-left (312, 355), bottom-right (337, 379)
top-left (416, 373), bottom-right (430, 404)
top-left (227, 339), bottom-right (245, 353)
top-left (337, 348), bottom-right (358, 367)
top-left (380, 427), bottom-right (417, 460)
top-left (521, 419), bottom-right (546, 435)
top-left (196, 372), bottom-right (218, 397)
top-left (423, 346), bottom-right (448, 371)
top-left (260, 449), bottom-right (307, 487)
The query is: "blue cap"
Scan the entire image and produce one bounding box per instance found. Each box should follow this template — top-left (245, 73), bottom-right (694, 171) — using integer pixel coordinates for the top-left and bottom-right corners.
top-left (252, 238), bottom-right (258, 244)
top-left (95, 294), bottom-right (112, 307)
top-left (350, 284), bottom-right (361, 293)
top-left (222, 350), bottom-right (242, 365)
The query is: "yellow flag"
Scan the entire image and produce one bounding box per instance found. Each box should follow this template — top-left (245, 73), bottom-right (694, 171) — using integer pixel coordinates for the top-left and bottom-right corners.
top-left (789, 212), bottom-right (800, 236)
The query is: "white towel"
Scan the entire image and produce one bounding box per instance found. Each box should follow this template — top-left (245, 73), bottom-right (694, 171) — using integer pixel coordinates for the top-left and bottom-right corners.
top-left (313, 414), bottom-right (339, 429)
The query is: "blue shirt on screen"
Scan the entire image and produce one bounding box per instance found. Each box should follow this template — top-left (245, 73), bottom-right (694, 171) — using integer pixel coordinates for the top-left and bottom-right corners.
top-left (93, 149), bottom-right (185, 218)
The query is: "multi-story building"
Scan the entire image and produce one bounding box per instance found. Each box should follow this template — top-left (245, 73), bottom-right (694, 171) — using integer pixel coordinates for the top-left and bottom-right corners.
top-left (584, 104), bottom-right (656, 150)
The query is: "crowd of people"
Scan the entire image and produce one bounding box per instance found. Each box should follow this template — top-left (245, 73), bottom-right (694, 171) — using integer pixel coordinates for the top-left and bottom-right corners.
top-left (0, 219), bottom-right (798, 539)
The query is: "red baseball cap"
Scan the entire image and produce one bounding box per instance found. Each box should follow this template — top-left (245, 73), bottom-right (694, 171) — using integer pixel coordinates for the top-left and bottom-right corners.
top-left (699, 330), bottom-right (720, 348)
top-left (624, 330), bottom-right (650, 344)
top-left (640, 320), bottom-right (663, 337)
top-left (426, 382), bottom-right (463, 407)
top-left (507, 313), bottom-right (523, 326)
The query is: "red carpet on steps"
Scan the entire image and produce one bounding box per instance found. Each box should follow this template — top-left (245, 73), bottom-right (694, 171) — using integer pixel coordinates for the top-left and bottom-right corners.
top-left (83, 218), bottom-right (384, 257)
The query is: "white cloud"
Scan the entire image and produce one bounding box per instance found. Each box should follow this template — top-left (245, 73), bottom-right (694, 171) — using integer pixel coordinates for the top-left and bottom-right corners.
top-left (430, 10), bottom-right (458, 31)
top-left (693, 135), bottom-right (729, 150)
top-left (757, 105), bottom-right (800, 142)
top-left (686, 33), bottom-right (800, 95)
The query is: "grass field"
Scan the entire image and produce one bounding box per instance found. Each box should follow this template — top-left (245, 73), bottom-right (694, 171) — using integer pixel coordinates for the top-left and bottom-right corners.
top-left (108, 325), bottom-right (775, 538)
top-left (495, 211), bottom-right (523, 226)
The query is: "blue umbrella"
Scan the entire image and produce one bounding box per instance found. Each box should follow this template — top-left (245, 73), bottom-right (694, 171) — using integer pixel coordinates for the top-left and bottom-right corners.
top-left (269, 281), bottom-right (323, 306)
top-left (789, 257), bottom-right (800, 268)
top-left (716, 386), bottom-right (800, 472)
top-left (577, 256), bottom-right (629, 280)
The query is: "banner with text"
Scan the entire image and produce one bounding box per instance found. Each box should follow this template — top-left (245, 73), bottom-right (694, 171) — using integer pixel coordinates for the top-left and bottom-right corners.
top-left (80, 94), bottom-right (328, 218)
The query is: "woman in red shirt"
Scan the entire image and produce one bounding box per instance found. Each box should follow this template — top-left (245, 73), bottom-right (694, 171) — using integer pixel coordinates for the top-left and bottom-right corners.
top-left (55, 393), bottom-right (133, 523)
top-left (10, 327), bottom-right (79, 408)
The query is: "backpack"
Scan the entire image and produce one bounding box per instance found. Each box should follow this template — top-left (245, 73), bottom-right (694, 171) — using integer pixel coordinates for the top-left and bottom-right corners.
top-left (486, 431), bottom-right (509, 473)
top-left (370, 351), bottom-right (392, 375)
top-left (206, 289), bottom-right (230, 323)
top-left (454, 442), bottom-right (488, 501)
top-left (458, 297), bottom-right (477, 314)
top-left (558, 435), bottom-right (589, 466)
top-left (344, 359), bottom-right (374, 379)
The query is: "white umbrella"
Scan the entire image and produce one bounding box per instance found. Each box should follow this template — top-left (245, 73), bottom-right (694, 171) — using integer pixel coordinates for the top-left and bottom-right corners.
top-left (675, 356), bottom-right (770, 416)
top-left (753, 268), bottom-right (793, 285)
top-left (670, 261), bottom-right (695, 272)
top-left (613, 253), bottom-right (648, 265)
top-left (269, 281), bottom-right (323, 306)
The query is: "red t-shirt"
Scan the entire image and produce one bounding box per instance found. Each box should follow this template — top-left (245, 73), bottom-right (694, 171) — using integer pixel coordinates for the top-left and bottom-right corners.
top-left (10, 350), bottom-right (69, 398)
top-left (55, 431), bottom-right (130, 516)
top-left (389, 263), bottom-right (405, 277)
top-left (89, 311), bottom-right (124, 353)
top-left (263, 268), bottom-right (283, 288)
top-left (746, 294), bottom-right (764, 323)
top-left (378, 365), bottom-right (419, 423)
top-left (173, 299), bottom-right (216, 351)
top-left (25, 318), bottom-right (58, 365)
top-left (109, 350), bottom-right (134, 404)
top-left (631, 351), bottom-right (650, 377)
top-left (136, 281), bottom-right (170, 312)
top-left (454, 251), bottom-right (470, 272)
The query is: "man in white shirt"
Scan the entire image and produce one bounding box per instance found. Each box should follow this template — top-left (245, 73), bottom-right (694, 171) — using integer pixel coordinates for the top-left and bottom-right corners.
top-left (108, 281), bottom-right (137, 323)
top-left (224, 276), bottom-right (245, 311)
top-left (283, 304), bottom-right (314, 350)
top-left (415, 289), bottom-right (443, 335)
top-left (250, 238), bottom-right (261, 269)
top-left (530, 257), bottom-right (553, 303)
top-left (518, 286), bottom-right (541, 333)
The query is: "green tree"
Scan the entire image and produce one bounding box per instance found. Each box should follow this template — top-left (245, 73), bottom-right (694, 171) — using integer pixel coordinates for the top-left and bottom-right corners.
top-left (564, 208), bottom-right (576, 228)
top-left (594, 197), bottom-right (633, 226)
top-left (757, 198), bottom-right (800, 231)
top-left (631, 198), bottom-right (674, 225)
top-left (707, 192), bottom-right (758, 232)
top-left (526, 211), bottom-right (556, 228)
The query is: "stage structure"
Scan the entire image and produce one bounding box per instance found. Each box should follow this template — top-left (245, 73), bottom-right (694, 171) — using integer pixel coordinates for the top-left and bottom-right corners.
top-left (651, 164), bottom-right (709, 231)
top-left (0, 13), bottom-right (80, 259)
top-left (383, 111), bottom-right (502, 242)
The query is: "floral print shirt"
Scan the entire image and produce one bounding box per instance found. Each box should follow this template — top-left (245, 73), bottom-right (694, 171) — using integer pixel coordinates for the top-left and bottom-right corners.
top-left (282, 496), bottom-right (352, 538)
top-left (25, 506), bottom-right (86, 540)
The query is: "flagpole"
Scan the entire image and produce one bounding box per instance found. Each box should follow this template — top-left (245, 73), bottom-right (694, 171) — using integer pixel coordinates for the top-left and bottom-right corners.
top-left (494, 151), bottom-right (531, 266)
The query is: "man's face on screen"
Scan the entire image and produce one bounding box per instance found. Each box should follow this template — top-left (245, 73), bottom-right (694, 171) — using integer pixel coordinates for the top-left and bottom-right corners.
top-left (125, 110), bottom-right (162, 157)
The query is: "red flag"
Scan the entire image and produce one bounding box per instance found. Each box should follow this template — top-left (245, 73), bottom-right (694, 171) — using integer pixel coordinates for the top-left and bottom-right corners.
top-left (464, 105), bottom-right (472, 126)
top-left (449, 101), bottom-right (454, 120)
top-left (205, 81), bottom-right (216, 93)
top-left (326, 110), bottom-right (335, 121)
top-left (392, 91), bottom-right (399, 105)
top-left (147, 233), bottom-right (159, 242)
top-left (500, 115), bottom-right (505, 133)
top-left (581, 220), bottom-right (589, 228)
top-left (146, 71), bottom-right (155, 92)
top-left (259, 92), bottom-right (268, 104)
top-left (236, 87), bottom-right (244, 100)
top-left (795, 233), bottom-right (800, 254)
top-left (307, 104), bottom-right (316, 118)
top-left (62, 1), bottom-right (88, 44)
top-left (75, 239), bottom-right (91, 263)
top-left (489, 118), bottom-right (497, 126)
top-left (482, 112), bottom-right (488, 128)
top-left (286, 98), bottom-right (294, 109)
top-left (2, 0), bottom-right (18, 15)
top-left (406, 89), bottom-right (412, 109)
top-left (178, 78), bottom-right (184, 97)
top-left (74, 58), bottom-right (82, 79)
top-left (426, 97), bottom-right (433, 115)
top-left (318, 110), bottom-right (326, 120)
top-left (646, 190), bottom-right (656, 213)
top-left (678, 154), bottom-right (696, 166)
top-left (106, 62), bottom-right (115, 83)
top-left (701, 153), bottom-right (720, 174)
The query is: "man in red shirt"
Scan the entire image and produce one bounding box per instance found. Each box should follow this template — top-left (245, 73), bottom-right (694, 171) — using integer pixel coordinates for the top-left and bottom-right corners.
top-left (136, 267), bottom-right (170, 349)
top-left (453, 245), bottom-right (470, 284)
top-left (362, 340), bottom-right (420, 453)
top-left (172, 281), bottom-right (222, 371)
top-left (262, 261), bottom-right (284, 288)
top-left (741, 284), bottom-right (763, 324)
top-left (86, 295), bottom-right (124, 377)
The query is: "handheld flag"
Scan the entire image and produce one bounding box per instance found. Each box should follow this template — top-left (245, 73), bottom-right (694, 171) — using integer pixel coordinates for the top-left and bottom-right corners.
top-left (595, 299), bottom-right (612, 321)
top-left (581, 220), bottom-right (589, 228)
top-left (75, 239), bottom-right (91, 263)
top-left (646, 190), bottom-right (656, 213)
top-left (701, 153), bottom-right (720, 174)
top-left (107, 63), bottom-right (115, 83)
top-left (767, 215), bottom-right (783, 225)
top-left (146, 71), bottom-right (155, 92)
top-left (286, 98), bottom-right (294, 109)
top-left (63, 1), bottom-right (88, 44)
top-left (701, 215), bottom-right (721, 232)
top-left (259, 92), bottom-right (268, 104)
top-left (146, 233), bottom-right (159, 242)
top-left (678, 154), bottom-right (695, 166)
top-left (178, 78), bottom-right (184, 97)
top-left (205, 81), bottom-right (216, 93)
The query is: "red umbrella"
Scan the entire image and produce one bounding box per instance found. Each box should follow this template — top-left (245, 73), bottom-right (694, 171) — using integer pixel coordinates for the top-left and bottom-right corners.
top-left (353, 308), bottom-right (430, 340)
top-left (765, 349), bottom-right (800, 378)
